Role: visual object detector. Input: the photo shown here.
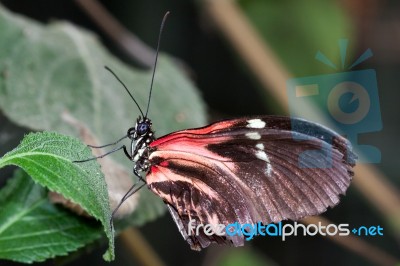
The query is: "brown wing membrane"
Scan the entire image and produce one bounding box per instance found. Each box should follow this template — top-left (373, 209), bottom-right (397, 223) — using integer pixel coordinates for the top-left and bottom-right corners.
top-left (146, 116), bottom-right (356, 250)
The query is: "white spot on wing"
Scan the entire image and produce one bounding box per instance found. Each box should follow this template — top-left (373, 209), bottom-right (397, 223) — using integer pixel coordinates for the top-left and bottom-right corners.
top-left (246, 119), bottom-right (266, 129)
top-left (256, 143), bottom-right (264, 150)
top-left (245, 132), bottom-right (261, 140)
top-left (255, 150), bottom-right (272, 176)
top-left (255, 150), bottom-right (268, 161)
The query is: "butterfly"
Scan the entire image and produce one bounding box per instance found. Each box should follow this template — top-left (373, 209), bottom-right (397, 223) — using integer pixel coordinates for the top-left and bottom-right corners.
top-left (77, 12), bottom-right (356, 251)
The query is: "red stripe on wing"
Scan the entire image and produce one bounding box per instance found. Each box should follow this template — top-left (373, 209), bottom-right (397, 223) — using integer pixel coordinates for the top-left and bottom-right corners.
top-left (150, 119), bottom-right (237, 147)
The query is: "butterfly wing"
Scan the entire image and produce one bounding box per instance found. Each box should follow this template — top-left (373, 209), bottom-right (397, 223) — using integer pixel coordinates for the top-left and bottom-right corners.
top-left (146, 116), bottom-right (356, 250)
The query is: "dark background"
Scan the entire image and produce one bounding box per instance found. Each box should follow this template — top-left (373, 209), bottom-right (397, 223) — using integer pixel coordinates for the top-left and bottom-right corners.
top-left (1, 0), bottom-right (399, 266)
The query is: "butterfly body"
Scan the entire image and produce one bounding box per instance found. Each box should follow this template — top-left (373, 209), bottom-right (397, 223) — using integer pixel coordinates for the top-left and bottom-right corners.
top-left (125, 117), bottom-right (155, 178)
top-left (126, 115), bottom-right (355, 250)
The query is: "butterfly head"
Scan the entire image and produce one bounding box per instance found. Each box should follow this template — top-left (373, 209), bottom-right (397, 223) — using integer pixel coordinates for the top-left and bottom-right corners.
top-left (128, 116), bottom-right (153, 140)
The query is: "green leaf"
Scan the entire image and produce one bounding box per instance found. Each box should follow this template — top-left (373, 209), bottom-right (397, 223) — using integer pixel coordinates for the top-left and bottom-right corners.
top-left (0, 3), bottom-right (206, 228)
top-left (0, 169), bottom-right (102, 263)
top-left (0, 132), bottom-right (114, 261)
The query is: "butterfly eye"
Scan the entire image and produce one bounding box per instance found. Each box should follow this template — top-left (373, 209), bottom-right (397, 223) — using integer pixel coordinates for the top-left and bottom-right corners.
top-left (136, 122), bottom-right (149, 135)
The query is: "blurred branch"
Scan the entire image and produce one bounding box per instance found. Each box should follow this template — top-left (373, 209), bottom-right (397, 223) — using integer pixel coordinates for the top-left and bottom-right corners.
top-left (202, 0), bottom-right (290, 114)
top-left (303, 216), bottom-right (398, 266)
top-left (353, 163), bottom-right (400, 232)
top-left (120, 227), bottom-right (165, 266)
top-left (203, 0), bottom-right (400, 264)
top-left (74, 0), bottom-right (154, 68)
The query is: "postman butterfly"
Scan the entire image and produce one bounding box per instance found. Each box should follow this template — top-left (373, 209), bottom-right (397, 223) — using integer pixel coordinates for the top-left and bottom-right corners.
top-left (77, 12), bottom-right (356, 250)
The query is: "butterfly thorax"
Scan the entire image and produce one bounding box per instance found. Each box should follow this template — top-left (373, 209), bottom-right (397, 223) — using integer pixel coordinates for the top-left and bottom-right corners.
top-left (128, 117), bottom-right (155, 174)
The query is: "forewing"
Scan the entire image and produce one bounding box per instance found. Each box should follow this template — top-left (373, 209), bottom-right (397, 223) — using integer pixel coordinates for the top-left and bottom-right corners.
top-left (146, 116), bottom-right (356, 250)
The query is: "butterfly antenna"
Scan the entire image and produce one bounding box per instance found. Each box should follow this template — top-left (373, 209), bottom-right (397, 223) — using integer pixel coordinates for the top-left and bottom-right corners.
top-left (144, 11), bottom-right (170, 118)
top-left (104, 66), bottom-right (145, 118)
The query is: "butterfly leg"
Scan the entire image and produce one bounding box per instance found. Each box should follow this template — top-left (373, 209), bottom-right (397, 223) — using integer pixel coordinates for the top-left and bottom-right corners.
top-left (74, 145), bottom-right (131, 163)
top-left (110, 181), bottom-right (146, 228)
top-left (133, 167), bottom-right (147, 184)
top-left (87, 134), bottom-right (128, 149)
